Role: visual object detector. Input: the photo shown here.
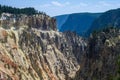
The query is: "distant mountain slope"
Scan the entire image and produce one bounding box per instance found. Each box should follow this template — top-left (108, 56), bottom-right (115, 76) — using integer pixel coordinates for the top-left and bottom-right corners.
top-left (55, 13), bottom-right (101, 36)
top-left (54, 14), bottom-right (69, 30)
top-left (87, 8), bottom-right (120, 36)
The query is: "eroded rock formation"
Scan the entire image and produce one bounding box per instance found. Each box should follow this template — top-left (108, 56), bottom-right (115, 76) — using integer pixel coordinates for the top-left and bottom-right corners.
top-left (73, 28), bottom-right (120, 80)
top-left (0, 13), bottom-right (86, 80)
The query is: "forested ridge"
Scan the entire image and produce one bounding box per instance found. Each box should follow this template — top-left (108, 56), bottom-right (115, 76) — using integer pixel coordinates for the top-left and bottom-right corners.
top-left (0, 5), bottom-right (45, 15)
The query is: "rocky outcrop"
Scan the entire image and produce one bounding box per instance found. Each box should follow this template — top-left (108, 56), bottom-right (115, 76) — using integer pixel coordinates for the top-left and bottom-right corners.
top-left (0, 13), bottom-right (56, 30)
top-left (73, 27), bottom-right (120, 80)
top-left (0, 13), bottom-right (86, 80)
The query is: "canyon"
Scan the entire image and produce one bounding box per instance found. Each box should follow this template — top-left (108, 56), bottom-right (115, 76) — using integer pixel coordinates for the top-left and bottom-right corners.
top-left (0, 13), bottom-right (86, 80)
top-left (0, 5), bottom-right (120, 80)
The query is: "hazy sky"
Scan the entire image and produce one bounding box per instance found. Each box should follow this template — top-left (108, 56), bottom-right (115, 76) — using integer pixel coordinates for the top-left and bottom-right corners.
top-left (0, 0), bottom-right (120, 16)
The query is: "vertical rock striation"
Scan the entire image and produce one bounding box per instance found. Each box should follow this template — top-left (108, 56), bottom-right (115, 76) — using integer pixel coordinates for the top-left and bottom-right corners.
top-left (0, 13), bottom-right (86, 80)
top-left (73, 28), bottom-right (120, 80)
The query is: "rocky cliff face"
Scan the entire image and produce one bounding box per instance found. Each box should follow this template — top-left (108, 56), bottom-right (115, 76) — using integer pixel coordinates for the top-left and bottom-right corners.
top-left (0, 13), bottom-right (56, 30)
top-left (73, 27), bottom-right (120, 80)
top-left (0, 13), bottom-right (86, 80)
